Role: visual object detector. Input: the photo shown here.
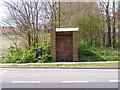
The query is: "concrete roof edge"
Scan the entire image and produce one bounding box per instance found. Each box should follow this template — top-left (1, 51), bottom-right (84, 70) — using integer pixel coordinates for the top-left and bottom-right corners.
top-left (56, 28), bottom-right (79, 32)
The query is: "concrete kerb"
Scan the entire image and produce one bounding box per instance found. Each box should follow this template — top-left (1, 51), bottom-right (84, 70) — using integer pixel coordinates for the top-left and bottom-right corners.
top-left (0, 66), bottom-right (119, 69)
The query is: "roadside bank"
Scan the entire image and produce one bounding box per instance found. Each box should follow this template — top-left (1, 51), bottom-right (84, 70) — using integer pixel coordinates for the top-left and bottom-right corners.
top-left (0, 61), bottom-right (119, 69)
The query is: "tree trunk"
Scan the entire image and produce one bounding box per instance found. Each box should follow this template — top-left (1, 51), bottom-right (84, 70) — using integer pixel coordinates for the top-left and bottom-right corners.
top-left (112, 2), bottom-right (116, 48)
top-left (103, 33), bottom-right (106, 47)
top-left (58, 1), bottom-right (61, 28)
top-left (106, 2), bottom-right (112, 47)
top-left (107, 21), bottom-right (112, 47)
top-left (28, 32), bottom-right (31, 46)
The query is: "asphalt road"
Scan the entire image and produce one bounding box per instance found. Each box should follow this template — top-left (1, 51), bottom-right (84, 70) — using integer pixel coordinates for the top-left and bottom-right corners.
top-left (0, 68), bottom-right (119, 89)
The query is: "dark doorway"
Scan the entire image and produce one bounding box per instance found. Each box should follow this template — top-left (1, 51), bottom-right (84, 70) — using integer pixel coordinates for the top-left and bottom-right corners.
top-left (56, 32), bottom-right (73, 62)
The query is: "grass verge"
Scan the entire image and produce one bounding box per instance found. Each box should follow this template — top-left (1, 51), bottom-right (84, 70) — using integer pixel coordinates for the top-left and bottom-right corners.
top-left (2, 62), bottom-right (119, 68)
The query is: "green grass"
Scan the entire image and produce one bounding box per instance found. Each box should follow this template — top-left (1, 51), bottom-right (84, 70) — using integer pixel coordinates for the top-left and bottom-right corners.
top-left (4, 62), bottom-right (119, 68)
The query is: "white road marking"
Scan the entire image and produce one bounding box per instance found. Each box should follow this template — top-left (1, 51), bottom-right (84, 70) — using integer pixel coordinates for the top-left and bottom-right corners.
top-left (12, 81), bottom-right (89, 83)
top-left (61, 81), bottom-right (88, 83)
top-left (109, 80), bottom-right (119, 82)
top-left (12, 81), bottom-right (41, 83)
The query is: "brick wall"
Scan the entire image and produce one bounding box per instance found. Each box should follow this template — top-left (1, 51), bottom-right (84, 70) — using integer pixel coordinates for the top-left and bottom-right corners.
top-left (51, 28), bottom-right (56, 61)
top-left (73, 31), bottom-right (78, 62)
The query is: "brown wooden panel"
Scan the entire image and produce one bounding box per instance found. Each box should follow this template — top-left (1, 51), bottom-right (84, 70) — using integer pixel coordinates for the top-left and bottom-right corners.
top-left (56, 32), bottom-right (73, 62)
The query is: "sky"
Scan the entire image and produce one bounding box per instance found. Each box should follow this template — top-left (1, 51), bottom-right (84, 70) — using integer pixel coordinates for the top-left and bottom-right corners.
top-left (0, 2), bottom-right (4, 22)
top-left (0, 0), bottom-right (7, 26)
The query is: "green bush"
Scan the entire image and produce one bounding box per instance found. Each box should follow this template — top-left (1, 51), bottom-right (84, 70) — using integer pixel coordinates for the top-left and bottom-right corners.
top-left (1, 40), bottom-right (52, 63)
top-left (37, 40), bottom-right (52, 63)
top-left (1, 40), bottom-right (118, 63)
top-left (92, 40), bottom-right (101, 47)
top-left (90, 47), bottom-right (118, 61)
top-left (78, 40), bottom-right (118, 62)
top-left (78, 41), bottom-right (104, 62)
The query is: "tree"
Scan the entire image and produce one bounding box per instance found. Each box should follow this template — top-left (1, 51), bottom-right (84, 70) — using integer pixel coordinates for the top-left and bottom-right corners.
top-left (118, 1), bottom-right (120, 51)
top-left (3, 0), bottom-right (50, 47)
top-left (99, 0), bottom-right (114, 47)
top-left (75, 13), bottom-right (102, 47)
top-left (64, 2), bottom-right (103, 47)
top-left (112, 1), bottom-right (116, 48)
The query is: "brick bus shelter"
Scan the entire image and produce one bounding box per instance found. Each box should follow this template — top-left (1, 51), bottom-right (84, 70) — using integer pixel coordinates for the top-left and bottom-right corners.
top-left (51, 28), bottom-right (79, 62)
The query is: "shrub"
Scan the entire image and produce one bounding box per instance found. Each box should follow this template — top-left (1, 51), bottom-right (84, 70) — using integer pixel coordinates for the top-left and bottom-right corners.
top-left (78, 40), bottom-right (104, 62)
top-left (78, 40), bottom-right (118, 62)
top-left (37, 40), bottom-right (52, 63)
top-left (92, 40), bottom-right (101, 47)
top-left (1, 40), bottom-right (52, 63)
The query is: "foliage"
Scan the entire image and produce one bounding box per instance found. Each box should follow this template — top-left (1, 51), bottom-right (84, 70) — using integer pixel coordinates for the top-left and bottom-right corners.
top-left (90, 47), bottom-right (118, 61)
top-left (1, 40), bottom-right (52, 63)
top-left (78, 40), bottom-right (119, 62)
top-left (78, 40), bottom-right (103, 62)
top-left (1, 39), bottom-right (118, 63)
top-left (75, 14), bottom-right (102, 47)
top-left (37, 40), bottom-right (52, 63)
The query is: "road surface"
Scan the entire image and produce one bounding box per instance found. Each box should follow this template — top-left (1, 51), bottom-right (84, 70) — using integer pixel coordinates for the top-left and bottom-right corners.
top-left (0, 68), bottom-right (118, 88)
